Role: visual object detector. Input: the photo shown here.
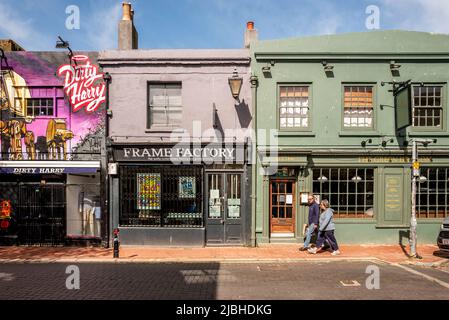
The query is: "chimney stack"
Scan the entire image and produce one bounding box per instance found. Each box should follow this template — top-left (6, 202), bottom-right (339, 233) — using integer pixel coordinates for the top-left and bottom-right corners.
top-left (118, 2), bottom-right (138, 50)
top-left (244, 21), bottom-right (258, 48)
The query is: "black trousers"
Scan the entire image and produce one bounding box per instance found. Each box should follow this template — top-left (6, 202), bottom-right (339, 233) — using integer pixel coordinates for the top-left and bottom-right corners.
top-left (316, 230), bottom-right (339, 251)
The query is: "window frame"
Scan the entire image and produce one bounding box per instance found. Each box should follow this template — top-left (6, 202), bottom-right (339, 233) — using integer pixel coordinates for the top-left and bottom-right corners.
top-left (146, 81), bottom-right (183, 130)
top-left (312, 167), bottom-right (376, 220)
top-left (276, 83), bottom-right (313, 132)
top-left (24, 97), bottom-right (55, 118)
top-left (416, 167), bottom-right (449, 219)
top-left (410, 83), bottom-right (446, 132)
top-left (341, 83), bottom-right (377, 132)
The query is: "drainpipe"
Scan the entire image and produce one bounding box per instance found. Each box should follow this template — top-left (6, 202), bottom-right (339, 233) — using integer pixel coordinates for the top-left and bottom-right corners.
top-left (250, 74), bottom-right (258, 247)
top-left (103, 72), bottom-right (112, 247)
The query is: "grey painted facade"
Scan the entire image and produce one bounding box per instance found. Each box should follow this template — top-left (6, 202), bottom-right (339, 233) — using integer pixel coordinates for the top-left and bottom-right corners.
top-left (99, 49), bottom-right (252, 246)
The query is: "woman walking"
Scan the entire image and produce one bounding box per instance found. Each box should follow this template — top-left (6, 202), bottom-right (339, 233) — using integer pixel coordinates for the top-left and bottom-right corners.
top-left (308, 199), bottom-right (341, 255)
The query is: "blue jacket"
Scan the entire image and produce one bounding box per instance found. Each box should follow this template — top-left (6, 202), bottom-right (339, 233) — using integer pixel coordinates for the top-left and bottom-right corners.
top-left (308, 202), bottom-right (319, 225)
top-left (319, 208), bottom-right (336, 231)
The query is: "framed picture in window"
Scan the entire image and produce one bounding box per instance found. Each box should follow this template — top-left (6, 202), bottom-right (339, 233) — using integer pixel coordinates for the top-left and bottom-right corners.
top-left (179, 176), bottom-right (196, 199)
top-left (137, 173), bottom-right (161, 210)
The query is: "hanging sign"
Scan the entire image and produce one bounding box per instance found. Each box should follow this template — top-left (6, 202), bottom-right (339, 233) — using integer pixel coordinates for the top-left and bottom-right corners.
top-left (57, 55), bottom-right (106, 113)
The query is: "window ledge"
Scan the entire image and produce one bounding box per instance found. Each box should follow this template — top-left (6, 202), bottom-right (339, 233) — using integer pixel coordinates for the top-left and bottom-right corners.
top-left (276, 131), bottom-right (315, 137)
top-left (417, 219), bottom-right (446, 224)
top-left (338, 131), bottom-right (382, 137)
top-left (408, 131), bottom-right (449, 137)
top-left (145, 127), bottom-right (184, 134)
top-left (334, 219), bottom-right (376, 224)
top-left (375, 224), bottom-right (409, 229)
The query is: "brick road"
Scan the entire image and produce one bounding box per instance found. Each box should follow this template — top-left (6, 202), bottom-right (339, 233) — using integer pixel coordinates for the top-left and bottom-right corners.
top-left (0, 260), bottom-right (448, 300)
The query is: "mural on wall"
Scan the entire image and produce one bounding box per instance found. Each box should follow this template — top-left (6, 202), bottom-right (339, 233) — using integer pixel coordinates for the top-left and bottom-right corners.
top-left (0, 52), bottom-right (105, 161)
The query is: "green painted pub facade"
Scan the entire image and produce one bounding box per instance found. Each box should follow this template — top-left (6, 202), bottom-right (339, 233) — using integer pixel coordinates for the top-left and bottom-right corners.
top-left (250, 30), bottom-right (449, 245)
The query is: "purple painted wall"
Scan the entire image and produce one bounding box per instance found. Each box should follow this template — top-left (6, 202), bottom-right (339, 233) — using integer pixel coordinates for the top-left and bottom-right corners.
top-left (0, 51), bottom-right (104, 160)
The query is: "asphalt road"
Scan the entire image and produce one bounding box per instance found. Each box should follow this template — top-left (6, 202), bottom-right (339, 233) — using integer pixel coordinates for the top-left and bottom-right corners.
top-left (0, 260), bottom-right (448, 300)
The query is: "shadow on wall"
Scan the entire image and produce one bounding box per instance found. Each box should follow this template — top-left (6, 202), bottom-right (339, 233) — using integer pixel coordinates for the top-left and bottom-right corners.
top-left (213, 103), bottom-right (225, 139)
top-left (235, 99), bottom-right (252, 129)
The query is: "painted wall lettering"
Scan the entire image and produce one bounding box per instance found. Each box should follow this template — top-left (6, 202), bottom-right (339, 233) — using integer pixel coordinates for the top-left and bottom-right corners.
top-left (57, 55), bottom-right (106, 113)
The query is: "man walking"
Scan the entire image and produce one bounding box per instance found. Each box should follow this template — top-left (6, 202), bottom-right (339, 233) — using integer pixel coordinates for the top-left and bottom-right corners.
top-left (299, 194), bottom-right (319, 251)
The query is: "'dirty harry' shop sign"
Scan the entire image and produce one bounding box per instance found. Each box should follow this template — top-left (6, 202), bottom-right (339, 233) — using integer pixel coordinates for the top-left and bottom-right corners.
top-left (57, 55), bottom-right (106, 113)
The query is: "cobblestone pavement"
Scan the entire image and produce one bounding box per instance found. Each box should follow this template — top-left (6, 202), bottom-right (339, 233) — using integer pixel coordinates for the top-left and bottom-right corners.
top-left (0, 260), bottom-right (448, 300)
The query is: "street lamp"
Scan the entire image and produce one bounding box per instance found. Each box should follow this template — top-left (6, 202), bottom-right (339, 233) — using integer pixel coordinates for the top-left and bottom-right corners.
top-left (410, 138), bottom-right (437, 259)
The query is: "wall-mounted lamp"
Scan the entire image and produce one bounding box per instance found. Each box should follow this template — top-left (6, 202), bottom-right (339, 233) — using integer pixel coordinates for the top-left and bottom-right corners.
top-left (361, 138), bottom-right (372, 147)
top-left (381, 138), bottom-right (394, 148)
top-left (390, 60), bottom-right (401, 71)
top-left (262, 64), bottom-right (271, 73)
top-left (322, 60), bottom-right (334, 71)
top-left (228, 68), bottom-right (243, 100)
top-left (55, 35), bottom-right (74, 60)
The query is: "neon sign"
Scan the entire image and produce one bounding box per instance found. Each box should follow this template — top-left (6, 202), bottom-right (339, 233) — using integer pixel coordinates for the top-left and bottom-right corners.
top-left (57, 55), bottom-right (105, 113)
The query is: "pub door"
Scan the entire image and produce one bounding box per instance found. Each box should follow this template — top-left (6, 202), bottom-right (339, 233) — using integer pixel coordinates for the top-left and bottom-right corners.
top-left (270, 179), bottom-right (295, 236)
top-left (206, 172), bottom-right (243, 245)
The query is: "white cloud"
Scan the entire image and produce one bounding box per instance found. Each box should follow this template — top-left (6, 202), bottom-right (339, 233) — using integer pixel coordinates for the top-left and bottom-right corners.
top-left (382, 0), bottom-right (449, 34)
top-left (84, 2), bottom-right (122, 50)
top-left (0, 2), bottom-right (52, 50)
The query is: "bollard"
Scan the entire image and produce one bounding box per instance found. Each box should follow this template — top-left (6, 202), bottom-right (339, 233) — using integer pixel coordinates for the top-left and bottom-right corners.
top-left (113, 228), bottom-right (120, 258)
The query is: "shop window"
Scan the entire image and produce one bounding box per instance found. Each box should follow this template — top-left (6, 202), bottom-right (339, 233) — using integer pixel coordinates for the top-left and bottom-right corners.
top-left (412, 85), bottom-right (443, 128)
top-left (147, 83), bottom-right (182, 128)
top-left (417, 168), bottom-right (448, 219)
top-left (312, 168), bottom-right (375, 219)
top-left (120, 165), bottom-right (203, 227)
top-left (343, 86), bottom-right (374, 128)
top-left (279, 85), bottom-right (310, 129)
top-left (25, 98), bottom-right (54, 117)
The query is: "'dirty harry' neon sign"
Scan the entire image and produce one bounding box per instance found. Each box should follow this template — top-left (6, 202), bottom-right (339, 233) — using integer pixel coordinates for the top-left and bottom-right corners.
top-left (57, 55), bottom-right (105, 113)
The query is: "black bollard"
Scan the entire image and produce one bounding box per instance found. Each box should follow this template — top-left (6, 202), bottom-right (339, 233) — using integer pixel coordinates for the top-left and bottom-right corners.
top-left (113, 228), bottom-right (120, 258)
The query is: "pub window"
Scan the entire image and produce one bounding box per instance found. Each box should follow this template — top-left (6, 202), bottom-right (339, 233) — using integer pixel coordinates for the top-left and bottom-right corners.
top-left (148, 83), bottom-right (182, 128)
top-left (416, 168), bottom-right (449, 219)
top-left (412, 85), bottom-right (443, 128)
top-left (25, 98), bottom-right (54, 117)
top-left (120, 165), bottom-right (203, 227)
top-left (279, 85), bottom-right (310, 129)
top-left (313, 168), bottom-right (375, 219)
top-left (343, 86), bottom-right (374, 128)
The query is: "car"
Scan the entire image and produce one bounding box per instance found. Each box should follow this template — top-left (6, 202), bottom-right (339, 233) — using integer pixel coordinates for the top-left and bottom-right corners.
top-left (437, 217), bottom-right (449, 251)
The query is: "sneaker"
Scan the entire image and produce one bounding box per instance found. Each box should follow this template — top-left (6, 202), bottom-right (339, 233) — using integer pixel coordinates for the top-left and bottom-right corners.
top-left (307, 247), bottom-right (317, 254)
top-left (299, 247), bottom-right (308, 251)
top-left (331, 250), bottom-right (341, 256)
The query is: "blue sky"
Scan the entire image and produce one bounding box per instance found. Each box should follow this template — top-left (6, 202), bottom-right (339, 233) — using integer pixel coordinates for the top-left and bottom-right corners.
top-left (1, 0), bottom-right (449, 51)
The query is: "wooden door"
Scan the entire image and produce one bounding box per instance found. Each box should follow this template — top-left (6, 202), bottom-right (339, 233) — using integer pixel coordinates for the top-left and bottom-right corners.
top-left (270, 179), bottom-right (295, 233)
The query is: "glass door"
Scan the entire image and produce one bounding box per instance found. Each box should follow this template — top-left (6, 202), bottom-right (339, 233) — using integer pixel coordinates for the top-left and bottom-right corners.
top-left (270, 179), bottom-right (295, 234)
top-left (206, 172), bottom-right (243, 245)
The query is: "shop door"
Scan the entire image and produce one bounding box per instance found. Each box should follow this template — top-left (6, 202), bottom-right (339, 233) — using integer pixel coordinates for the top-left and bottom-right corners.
top-left (16, 184), bottom-right (66, 245)
top-left (206, 173), bottom-right (243, 245)
top-left (270, 179), bottom-right (295, 234)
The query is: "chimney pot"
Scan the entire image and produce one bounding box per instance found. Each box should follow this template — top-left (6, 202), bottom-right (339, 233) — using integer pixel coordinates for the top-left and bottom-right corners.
top-left (244, 21), bottom-right (258, 48)
top-left (122, 2), bottom-right (132, 21)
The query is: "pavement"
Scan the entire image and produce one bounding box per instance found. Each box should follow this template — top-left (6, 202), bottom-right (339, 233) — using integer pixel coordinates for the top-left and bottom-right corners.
top-left (0, 244), bottom-right (448, 265)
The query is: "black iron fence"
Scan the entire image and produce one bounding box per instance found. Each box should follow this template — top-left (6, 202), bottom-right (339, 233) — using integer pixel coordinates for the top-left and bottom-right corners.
top-left (0, 183), bottom-right (66, 245)
top-left (120, 165), bottom-right (204, 228)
